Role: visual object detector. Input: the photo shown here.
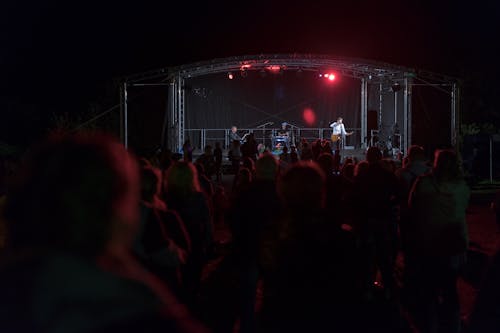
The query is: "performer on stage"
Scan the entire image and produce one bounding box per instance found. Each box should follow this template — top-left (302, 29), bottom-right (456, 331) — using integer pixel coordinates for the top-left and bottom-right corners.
top-left (229, 126), bottom-right (242, 142)
top-left (277, 122), bottom-right (290, 137)
top-left (329, 117), bottom-right (353, 150)
top-left (229, 125), bottom-right (249, 144)
top-left (275, 122), bottom-right (291, 150)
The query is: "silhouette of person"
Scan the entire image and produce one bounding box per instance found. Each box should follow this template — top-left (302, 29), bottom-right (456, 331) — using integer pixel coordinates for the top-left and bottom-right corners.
top-left (0, 132), bottom-right (206, 333)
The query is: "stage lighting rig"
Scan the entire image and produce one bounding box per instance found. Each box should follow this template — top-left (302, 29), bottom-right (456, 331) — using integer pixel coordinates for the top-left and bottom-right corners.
top-left (319, 71), bottom-right (336, 81)
top-left (391, 82), bottom-right (402, 92)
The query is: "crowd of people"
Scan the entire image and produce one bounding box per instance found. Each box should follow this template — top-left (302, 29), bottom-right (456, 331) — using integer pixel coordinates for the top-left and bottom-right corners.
top-left (0, 131), bottom-right (499, 333)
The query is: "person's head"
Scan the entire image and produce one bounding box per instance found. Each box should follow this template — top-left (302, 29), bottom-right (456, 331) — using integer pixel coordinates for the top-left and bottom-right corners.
top-left (354, 160), bottom-right (370, 178)
top-left (215, 184), bottom-right (225, 196)
top-left (235, 167), bottom-right (252, 188)
top-left (432, 149), bottom-right (463, 182)
top-left (281, 122), bottom-right (287, 129)
top-left (194, 162), bottom-right (206, 177)
top-left (165, 161), bottom-right (201, 197)
top-left (341, 162), bottom-right (355, 180)
top-left (138, 157), bottom-right (152, 168)
top-left (255, 152), bottom-right (279, 181)
top-left (337, 117), bottom-right (343, 123)
top-left (159, 149), bottom-right (172, 170)
top-left (257, 143), bottom-right (266, 154)
top-left (366, 146), bottom-right (382, 164)
top-left (380, 158), bottom-right (396, 173)
top-left (140, 166), bottom-right (162, 202)
top-left (171, 152), bottom-right (182, 162)
top-left (204, 145), bottom-right (213, 155)
top-left (407, 145), bottom-right (426, 163)
top-left (242, 156), bottom-right (255, 172)
top-left (279, 161), bottom-right (326, 213)
top-left (231, 126), bottom-right (237, 133)
top-left (317, 153), bottom-right (334, 176)
top-left (4, 132), bottom-right (140, 257)
top-left (402, 156), bottom-right (410, 168)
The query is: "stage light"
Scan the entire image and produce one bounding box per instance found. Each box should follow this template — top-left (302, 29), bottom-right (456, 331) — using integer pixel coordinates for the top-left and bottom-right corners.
top-left (320, 72), bottom-right (336, 81)
top-left (267, 65), bottom-right (281, 72)
top-left (238, 64), bottom-right (250, 78)
top-left (303, 108), bottom-right (316, 126)
top-left (265, 65), bottom-right (285, 75)
top-left (391, 82), bottom-right (402, 92)
top-left (228, 72), bottom-right (234, 80)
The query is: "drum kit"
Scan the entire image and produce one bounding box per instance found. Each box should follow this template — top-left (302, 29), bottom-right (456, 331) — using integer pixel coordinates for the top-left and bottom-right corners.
top-left (272, 135), bottom-right (290, 149)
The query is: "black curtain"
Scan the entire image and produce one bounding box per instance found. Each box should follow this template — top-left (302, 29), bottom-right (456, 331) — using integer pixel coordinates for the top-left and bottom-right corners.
top-left (185, 72), bottom-right (361, 132)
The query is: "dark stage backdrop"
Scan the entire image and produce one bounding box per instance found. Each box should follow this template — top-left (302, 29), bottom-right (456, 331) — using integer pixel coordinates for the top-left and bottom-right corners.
top-left (184, 72), bottom-right (361, 132)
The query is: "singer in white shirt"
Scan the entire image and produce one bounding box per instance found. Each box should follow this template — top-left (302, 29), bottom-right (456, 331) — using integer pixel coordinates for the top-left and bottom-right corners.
top-left (329, 117), bottom-right (353, 150)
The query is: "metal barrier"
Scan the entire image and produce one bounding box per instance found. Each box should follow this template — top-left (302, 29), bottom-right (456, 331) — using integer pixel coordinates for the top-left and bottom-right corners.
top-left (184, 127), bottom-right (360, 151)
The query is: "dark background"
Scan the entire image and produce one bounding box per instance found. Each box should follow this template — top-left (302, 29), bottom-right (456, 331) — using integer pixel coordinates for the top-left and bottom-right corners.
top-left (1, 0), bottom-right (499, 149)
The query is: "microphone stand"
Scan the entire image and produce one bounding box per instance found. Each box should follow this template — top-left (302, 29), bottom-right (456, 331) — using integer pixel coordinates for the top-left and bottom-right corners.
top-left (256, 122), bottom-right (273, 149)
top-left (285, 122), bottom-right (299, 148)
top-left (256, 122), bottom-right (273, 129)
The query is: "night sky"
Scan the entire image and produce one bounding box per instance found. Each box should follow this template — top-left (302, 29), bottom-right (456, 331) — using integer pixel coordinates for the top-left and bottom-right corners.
top-left (1, 0), bottom-right (499, 146)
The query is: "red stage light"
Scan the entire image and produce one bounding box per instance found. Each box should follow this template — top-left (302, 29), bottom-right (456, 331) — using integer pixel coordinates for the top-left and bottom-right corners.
top-left (267, 65), bottom-right (281, 72)
top-left (303, 108), bottom-right (316, 126)
top-left (320, 72), bottom-right (337, 81)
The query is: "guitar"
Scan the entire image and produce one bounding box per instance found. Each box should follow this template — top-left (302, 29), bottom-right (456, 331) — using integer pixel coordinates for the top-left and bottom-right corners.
top-left (331, 132), bottom-right (354, 143)
top-left (240, 132), bottom-right (251, 143)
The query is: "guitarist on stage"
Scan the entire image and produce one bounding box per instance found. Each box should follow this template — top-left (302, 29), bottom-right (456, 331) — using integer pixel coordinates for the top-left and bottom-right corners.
top-left (229, 125), bottom-right (250, 144)
top-left (329, 117), bottom-right (353, 150)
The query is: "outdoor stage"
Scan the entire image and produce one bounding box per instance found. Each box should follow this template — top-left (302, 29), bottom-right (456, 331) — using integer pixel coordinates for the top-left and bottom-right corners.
top-left (186, 123), bottom-right (400, 169)
top-left (120, 54), bottom-right (460, 155)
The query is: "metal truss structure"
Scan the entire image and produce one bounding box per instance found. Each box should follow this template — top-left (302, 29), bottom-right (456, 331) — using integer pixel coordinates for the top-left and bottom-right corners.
top-left (120, 54), bottom-right (460, 155)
